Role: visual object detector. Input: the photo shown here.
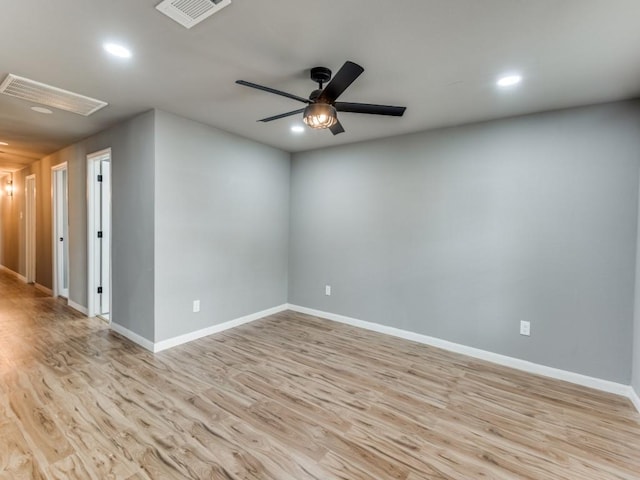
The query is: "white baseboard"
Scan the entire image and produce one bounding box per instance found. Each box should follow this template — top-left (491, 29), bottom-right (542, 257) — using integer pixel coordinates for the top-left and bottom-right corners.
top-left (67, 300), bottom-right (88, 316)
top-left (630, 386), bottom-right (640, 414)
top-left (0, 264), bottom-right (27, 283)
top-left (109, 304), bottom-right (289, 353)
top-left (35, 283), bottom-right (53, 295)
top-left (110, 322), bottom-right (155, 352)
top-left (153, 304), bottom-right (289, 353)
top-left (0, 266), bottom-right (57, 299)
top-left (287, 304), bottom-right (635, 401)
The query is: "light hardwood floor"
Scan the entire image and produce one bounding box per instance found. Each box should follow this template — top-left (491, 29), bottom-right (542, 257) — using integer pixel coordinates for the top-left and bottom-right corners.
top-left (1, 269), bottom-right (639, 479)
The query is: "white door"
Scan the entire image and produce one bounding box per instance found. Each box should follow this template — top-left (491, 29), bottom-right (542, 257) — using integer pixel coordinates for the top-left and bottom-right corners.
top-left (25, 174), bottom-right (36, 284)
top-left (87, 149), bottom-right (111, 319)
top-left (53, 164), bottom-right (69, 298)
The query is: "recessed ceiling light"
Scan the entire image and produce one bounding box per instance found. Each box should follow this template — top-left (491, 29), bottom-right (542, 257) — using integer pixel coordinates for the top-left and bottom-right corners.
top-left (0, 142), bottom-right (8, 146)
top-left (31, 106), bottom-right (53, 114)
top-left (497, 75), bottom-right (523, 87)
top-left (103, 42), bottom-right (132, 59)
top-left (291, 125), bottom-right (305, 133)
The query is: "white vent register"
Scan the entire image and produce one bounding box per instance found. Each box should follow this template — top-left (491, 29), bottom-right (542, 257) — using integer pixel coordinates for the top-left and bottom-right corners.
top-left (156, 0), bottom-right (231, 29)
top-left (0, 74), bottom-right (108, 116)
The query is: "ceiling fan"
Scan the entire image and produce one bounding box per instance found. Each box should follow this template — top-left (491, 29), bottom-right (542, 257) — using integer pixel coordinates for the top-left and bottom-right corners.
top-left (236, 61), bottom-right (406, 135)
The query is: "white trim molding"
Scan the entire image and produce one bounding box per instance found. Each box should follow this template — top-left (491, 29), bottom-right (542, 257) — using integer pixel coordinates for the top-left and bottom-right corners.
top-left (287, 304), bottom-right (637, 403)
top-left (24, 174), bottom-right (37, 284)
top-left (109, 304), bottom-right (289, 354)
top-left (67, 300), bottom-right (88, 316)
top-left (86, 147), bottom-right (112, 319)
top-left (0, 264), bottom-right (27, 283)
top-left (630, 387), bottom-right (640, 414)
top-left (153, 304), bottom-right (289, 352)
top-left (110, 322), bottom-right (155, 352)
top-left (51, 161), bottom-right (69, 299)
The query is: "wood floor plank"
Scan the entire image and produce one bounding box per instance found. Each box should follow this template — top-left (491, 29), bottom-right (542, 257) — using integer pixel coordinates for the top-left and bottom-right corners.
top-left (0, 268), bottom-right (639, 479)
top-left (4, 372), bottom-right (74, 466)
top-left (0, 422), bottom-right (47, 480)
top-left (46, 454), bottom-right (98, 480)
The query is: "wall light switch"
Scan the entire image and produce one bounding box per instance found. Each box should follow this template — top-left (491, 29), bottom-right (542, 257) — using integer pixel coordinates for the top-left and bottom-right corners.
top-left (325, 285), bottom-right (331, 296)
top-left (520, 320), bottom-right (530, 336)
top-left (193, 300), bottom-right (200, 313)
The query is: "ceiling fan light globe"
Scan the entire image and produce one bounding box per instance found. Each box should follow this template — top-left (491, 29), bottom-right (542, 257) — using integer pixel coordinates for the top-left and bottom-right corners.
top-left (303, 104), bottom-right (338, 129)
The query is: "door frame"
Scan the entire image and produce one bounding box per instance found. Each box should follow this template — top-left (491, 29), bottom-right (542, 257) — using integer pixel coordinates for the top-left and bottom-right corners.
top-left (87, 148), bottom-right (112, 320)
top-left (52, 162), bottom-right (69, 298)
top-left (25, 174), bottom-right (37, 284)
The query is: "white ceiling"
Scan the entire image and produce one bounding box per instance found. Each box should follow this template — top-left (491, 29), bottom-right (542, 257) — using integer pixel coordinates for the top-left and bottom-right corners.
top-left (1, 0), bottom-right (639, 170)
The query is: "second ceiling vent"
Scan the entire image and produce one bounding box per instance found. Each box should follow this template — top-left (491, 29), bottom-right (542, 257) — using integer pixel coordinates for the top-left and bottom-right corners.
top-left (156, 0), bottom-right (231, 29)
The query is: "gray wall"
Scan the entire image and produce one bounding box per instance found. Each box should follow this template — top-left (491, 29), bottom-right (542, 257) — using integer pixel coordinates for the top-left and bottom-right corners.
top-left (153, 111), bottom-right (290, 342)
top-left (2, 108), bottom-right (289, 345)
top-left (290, 100), bottom-right (640, 384)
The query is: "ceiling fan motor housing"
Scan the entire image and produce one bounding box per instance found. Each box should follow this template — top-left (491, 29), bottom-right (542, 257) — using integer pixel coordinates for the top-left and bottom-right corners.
top-left (309, 89), bottom-right (323, 102)
top-left (310, 67), bottom-right (332, 86)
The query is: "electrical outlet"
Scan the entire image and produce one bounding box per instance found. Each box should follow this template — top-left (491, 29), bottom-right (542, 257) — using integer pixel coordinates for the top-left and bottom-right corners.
top-left (520, 320), bottom-right (530, 336)
top-left (325, 285), bottom-right (331, 296)
top-left (193, 300), bottom-right (200, 313)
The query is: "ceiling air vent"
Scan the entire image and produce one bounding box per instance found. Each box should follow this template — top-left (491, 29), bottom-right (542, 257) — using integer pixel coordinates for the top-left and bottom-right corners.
top-left (0, 74), bottom-right (108, 116)
top-left (156, 0), bottom-right (231, 29)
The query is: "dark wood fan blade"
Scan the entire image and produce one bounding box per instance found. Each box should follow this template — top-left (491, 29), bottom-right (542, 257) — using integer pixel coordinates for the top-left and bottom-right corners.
top-left (236, 80), bottom-right (310, 104)
top-left (330, 120), bottom-right (345, 135)
top-left (335, 102), bottom-right (406, 116)
top-left (318, 61), bottom-right (364, 103)
top-left (258, 108), bottom-right (306, 123)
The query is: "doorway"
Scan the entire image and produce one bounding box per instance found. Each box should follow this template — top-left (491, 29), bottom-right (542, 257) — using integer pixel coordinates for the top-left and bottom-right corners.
top-left (25, 174), bottom-right (36, 284)
top-left (52, 163), bottom-right (69, 298)
top-left (87, 149), bottom-right (111, 320)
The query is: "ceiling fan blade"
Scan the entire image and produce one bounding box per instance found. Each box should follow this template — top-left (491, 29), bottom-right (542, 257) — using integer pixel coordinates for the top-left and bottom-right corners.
top-left (330, 120), bottom-right (345, 135)
top-left (318, 61), bottom-right (364, 103)
top-left (236, 80), bottom-right (309, 104)
top-left (335, 102), bottom-right (406, 116)
top-left (258, 108), bottom-right (305, 123)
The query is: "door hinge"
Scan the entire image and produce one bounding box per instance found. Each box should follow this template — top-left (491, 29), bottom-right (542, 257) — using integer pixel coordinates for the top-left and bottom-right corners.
top-left (97, 174), bottom-right (103, 182)
top-left (97, 231), bottom-right (103, 238)
top-left (97, 286), bottom-right (103, 294)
